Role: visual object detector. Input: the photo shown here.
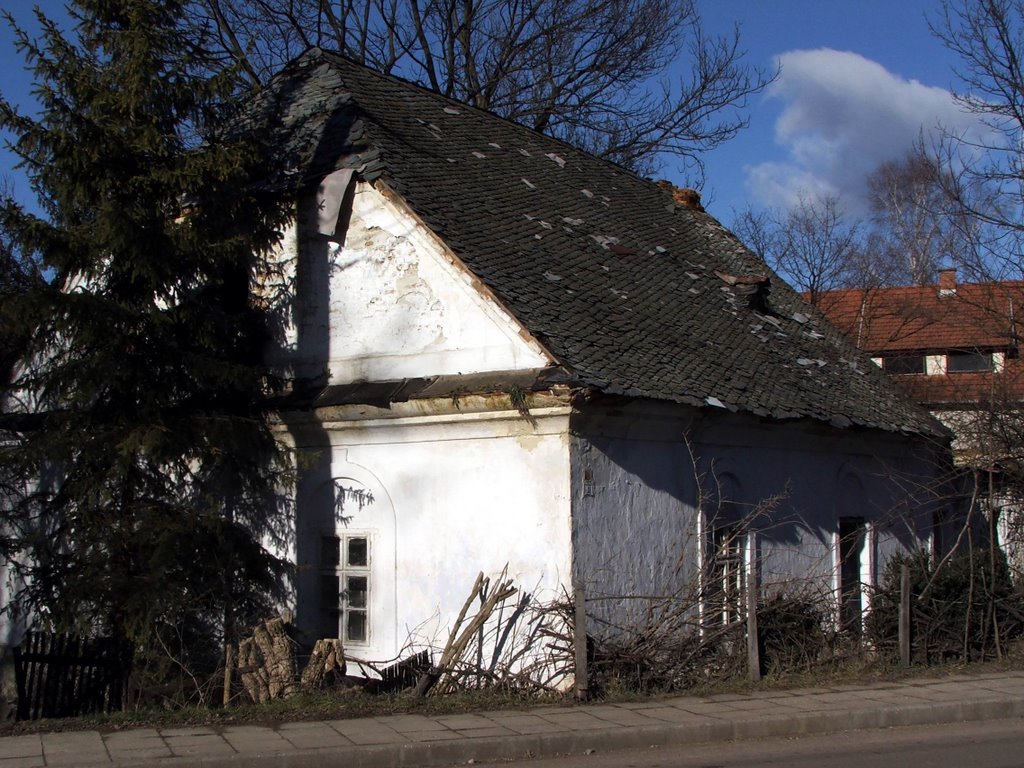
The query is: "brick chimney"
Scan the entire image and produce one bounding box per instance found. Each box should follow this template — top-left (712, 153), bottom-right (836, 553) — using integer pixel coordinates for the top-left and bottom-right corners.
top-left (938, 267), bottom-right (957, 297)
top-left (656, 180), bottom-right (705, 211)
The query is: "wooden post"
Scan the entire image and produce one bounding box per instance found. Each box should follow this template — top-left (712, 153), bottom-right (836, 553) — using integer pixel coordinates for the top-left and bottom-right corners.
top-left (746, 531), bottom-right (761, 682)
top-left (223, 643), bottom-right (234, 707)
top-left (573, 581), bottom-right (588, 701)
top-left (899, 564), bottom-right (911, 668)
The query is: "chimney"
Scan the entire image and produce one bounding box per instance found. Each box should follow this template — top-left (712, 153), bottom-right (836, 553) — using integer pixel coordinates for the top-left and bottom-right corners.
top-left (939, 267), bottom-right (957, 297)
top-left (656, 180), bottom-right (705, 212)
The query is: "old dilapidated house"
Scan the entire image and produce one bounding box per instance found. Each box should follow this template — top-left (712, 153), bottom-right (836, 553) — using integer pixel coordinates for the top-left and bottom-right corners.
top-left (254, 49), bottom-right (951, 664)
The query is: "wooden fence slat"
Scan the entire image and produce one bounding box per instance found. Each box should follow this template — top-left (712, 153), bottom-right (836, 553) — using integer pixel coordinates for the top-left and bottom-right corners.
top-left (12, 632), bottom-right (129, 721)
top-left (27, 633), bottom-right (45, 720)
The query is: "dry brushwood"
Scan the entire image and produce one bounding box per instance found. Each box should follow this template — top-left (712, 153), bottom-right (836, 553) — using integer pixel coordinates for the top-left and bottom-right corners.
top-left (301, 638), bottom-right (347, 691)
top-left (414, 568), bottom-right (517, 696)
top-left (237, 616), bottom-right (299, 703)
top-left (407, 567), bottom-right (575, 695)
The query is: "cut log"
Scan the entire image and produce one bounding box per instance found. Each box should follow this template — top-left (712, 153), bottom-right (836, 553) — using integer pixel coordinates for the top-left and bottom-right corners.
top-left (236, 615), bottom-right (299, 704)
top-left (301, 639), bottom-right (346, 691)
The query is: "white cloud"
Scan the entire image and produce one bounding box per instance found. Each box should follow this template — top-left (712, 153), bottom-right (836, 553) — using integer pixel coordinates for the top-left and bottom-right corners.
top-left (746, 48), bottom-right (987, 212)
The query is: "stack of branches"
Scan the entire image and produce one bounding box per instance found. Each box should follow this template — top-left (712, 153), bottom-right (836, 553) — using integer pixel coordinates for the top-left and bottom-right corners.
top-left (585, 577), bottom-right (839, 694)
top-left (414, 566), bottom-right (573, 696)
top-left (584, 583), bottom-right (734, 693)
top-left (756, 586), bottom-right (837, 673)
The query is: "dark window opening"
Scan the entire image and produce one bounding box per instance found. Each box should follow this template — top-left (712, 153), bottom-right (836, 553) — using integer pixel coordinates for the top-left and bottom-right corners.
top-left (931, 510), bottom-right (945, 563)
top-left (883, 354), bottom-right (926, 375)
top-left (947, 350), bottom-right (993, 373)
top-left (838, 517), bottom-right (866, 636)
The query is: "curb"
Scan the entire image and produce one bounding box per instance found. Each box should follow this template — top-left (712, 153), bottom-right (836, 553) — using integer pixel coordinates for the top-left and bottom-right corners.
top-left (106, 695), bottom-right (1024, 768)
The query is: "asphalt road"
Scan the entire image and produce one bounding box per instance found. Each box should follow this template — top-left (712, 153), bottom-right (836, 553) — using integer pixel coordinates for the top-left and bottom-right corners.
top-left (476, 718), bottom-right (1024, 768)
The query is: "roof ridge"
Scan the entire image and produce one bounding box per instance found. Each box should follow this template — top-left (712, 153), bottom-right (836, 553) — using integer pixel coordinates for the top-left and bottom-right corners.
top-left (309, 48), bottom-right (693, 204)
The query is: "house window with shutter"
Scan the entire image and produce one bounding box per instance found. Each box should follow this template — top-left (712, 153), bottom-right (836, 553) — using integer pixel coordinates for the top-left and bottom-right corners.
top-left (319, 534), bottom-right (370, 645)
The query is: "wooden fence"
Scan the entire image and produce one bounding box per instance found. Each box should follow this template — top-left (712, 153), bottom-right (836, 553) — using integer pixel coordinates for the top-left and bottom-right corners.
top-left (13, 632), bottom-right (129, 720)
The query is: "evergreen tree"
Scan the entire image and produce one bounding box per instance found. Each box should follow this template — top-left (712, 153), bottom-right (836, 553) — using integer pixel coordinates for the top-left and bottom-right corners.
top-left (0, 0), bottom-right (293, 698)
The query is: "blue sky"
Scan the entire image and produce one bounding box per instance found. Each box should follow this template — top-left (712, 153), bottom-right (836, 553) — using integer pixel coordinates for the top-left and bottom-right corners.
top-left (693, 1), bottom-right (985, 223)
top-left (0, 1), bottom-right (986, 225)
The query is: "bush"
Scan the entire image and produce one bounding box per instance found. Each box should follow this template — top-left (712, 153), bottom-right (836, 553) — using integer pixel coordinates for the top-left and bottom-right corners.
top-left (758, 592), bottom-right (830, 673)
top-left (866, 548), bottom-right (1024, 663)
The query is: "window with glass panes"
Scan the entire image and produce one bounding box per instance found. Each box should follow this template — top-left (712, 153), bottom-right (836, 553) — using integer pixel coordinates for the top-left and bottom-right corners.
top-left (706, 524), bottom-right (745, 626)
top-left (319, 534), bottom-right (370, 644)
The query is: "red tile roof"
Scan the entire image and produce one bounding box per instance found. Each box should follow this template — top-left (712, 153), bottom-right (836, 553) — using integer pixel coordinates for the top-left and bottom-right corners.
top-left (815, 281), bottom-right (1024, 354)
top-left (815, 278), bottom-right (1024, 407)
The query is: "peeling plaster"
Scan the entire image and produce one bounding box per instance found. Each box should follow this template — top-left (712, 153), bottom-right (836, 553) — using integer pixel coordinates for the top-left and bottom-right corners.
top-left (269, 181), bottom-right (553, 385)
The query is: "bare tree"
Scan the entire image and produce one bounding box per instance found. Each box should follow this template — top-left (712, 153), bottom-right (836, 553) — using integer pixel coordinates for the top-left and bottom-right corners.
top-left (930, 0), bottom-right (1024, 278)
top-left (730, 194), bottom-right (865, 306)
top-left (864, 146), bottom-right (974, 285)
top-left (189, 0), bottom-right (775, 175)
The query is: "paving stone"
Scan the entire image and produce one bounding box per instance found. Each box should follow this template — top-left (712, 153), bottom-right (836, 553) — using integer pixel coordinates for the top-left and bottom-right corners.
top-left (375, 714), bottom-right (451, 733)
top-left (42, 754), bottom-right (109, 766)
top-left (159, 726), bottom-right (218, 737)
top-left (434, 714), bottom-right (498, 730)
top-left (221, 726), bottom-right (293, 753)
top-left (164, 734), bottom-right (236, 758)
top-left (0, 735), bottom-right (41, 760)
top-left (484, 714), bottom-right (566, 734)
top-left (0, 757), bottom-right (45, 768)
top-left (702, 693), bottom-right (748, 703)
top-left (644, 706), bottom-right (720, 722)
top-left (278, 722), bottom-right (354, 749)
top-left (450, 726), bottom-right (519, 739)
top-left (584, 705), bottom-right (667, 727)
top-left (103, 729), bottom-right (164, 748)
top-left (724, 698), bottom-right (801, 712)
top-left (103, 729), bottom-right (171, 761)
top-left (538, 711), bottom-right (619, 730)
top-left (327, 721), bottom-right (409, 746)
top-left (341, 730), bottom-right (410, 746)
top-left (613, 700), bottom-right (674, 710)
top-left (40, 732), bottom-right (108, 765)
top-left (404, 730), bottom-right (465, 742)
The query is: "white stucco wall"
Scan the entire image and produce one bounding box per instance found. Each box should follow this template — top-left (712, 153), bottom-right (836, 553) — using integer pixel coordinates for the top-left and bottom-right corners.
top-left (288, 407), bottom-right (573, 664)
top-left (267, 180), bottom-right (551, 385)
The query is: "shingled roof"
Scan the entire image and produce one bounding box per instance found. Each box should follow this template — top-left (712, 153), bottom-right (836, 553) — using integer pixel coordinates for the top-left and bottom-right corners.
top-left (251, 49), bottom-right (941, 438)
top-left (815, 279), bottom-right (1024, 354)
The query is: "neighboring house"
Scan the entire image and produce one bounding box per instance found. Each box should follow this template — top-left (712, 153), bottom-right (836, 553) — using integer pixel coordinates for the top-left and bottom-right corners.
top-left (814, 270), bottom-right (1024, 571)
top-left (244, 49), bottom-right (951, 664)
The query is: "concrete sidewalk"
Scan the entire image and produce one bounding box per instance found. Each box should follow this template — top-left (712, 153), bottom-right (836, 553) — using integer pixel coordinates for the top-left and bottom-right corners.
top-left (3, 671), bottom-right (1024, 768)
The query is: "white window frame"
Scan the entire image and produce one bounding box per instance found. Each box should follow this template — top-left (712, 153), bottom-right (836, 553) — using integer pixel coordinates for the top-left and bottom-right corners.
top-left (319, 532), bottom-right (371, 646)
top-left (835, 517), bottom-right (867, 634)
top-left (706, 523), bottom-right (746, 626)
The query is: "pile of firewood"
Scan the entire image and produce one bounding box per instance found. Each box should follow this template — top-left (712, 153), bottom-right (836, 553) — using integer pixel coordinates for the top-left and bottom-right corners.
top-left (229, 616), bottom-right (351, 704)
top-left (236, 616), bottom-right (299, 704)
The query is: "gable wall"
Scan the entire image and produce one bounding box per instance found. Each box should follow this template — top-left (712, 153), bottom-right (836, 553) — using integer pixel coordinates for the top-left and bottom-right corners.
top-left (268, 181), bottom-right (551, 386)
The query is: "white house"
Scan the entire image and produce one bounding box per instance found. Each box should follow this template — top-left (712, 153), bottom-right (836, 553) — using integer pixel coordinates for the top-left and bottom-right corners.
top-left (252, 50), bottom-right (953, 665)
